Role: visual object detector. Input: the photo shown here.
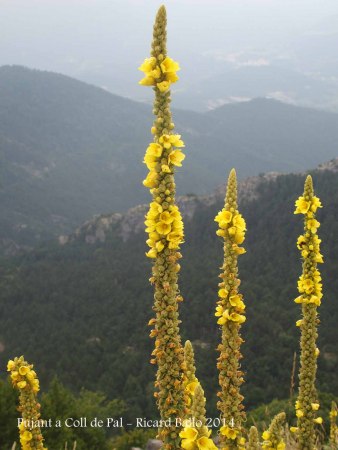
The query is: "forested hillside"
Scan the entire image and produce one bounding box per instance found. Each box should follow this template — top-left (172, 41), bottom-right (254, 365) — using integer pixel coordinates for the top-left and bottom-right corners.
top-left (1, 162), bottom-right (337, 424)
top-left (1, 66), bottom-right (338, 254)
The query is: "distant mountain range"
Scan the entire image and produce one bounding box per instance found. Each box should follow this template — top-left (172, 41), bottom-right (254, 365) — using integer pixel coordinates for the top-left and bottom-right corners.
top-left (1, 160), bottom-right (337, 420)
top-left (1, 65), bottom-right (338, 254)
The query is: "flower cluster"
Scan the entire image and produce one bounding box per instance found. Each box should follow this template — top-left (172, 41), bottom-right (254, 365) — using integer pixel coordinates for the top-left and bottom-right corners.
top-left (8, 357), bottom-right (40, 394)
top-left (7, 356), bottom-right (46, 450)
top-left (294, 193), bottom-right (323, 307)
top-left (139, 56), bottom-right (180, 92)
top-left (214, 207), bottom-right (246, 325)
top-left (294, 175), bottom-right (323, 448)
top-left (179, 427), bottom-right (217, 450)
top-left (215, 169), bottom-right (246, 450)
top-left (144, 199), bottom-right (184, 258)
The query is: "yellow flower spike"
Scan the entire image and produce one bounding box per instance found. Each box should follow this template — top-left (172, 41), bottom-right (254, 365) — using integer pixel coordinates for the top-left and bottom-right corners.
top-left (329, 401), bottom-right (338, 445)
top-left (140, 6), bottom-right (186, 447)
top-left (248, 426), bottom-right (260, 449)
top-left (215, 169), bottom-right (246, 449)
top-left (263, 413), bottom-right (286, 450)
top-left (8, 356), bottom-right (46, 449)
top-left (294, 175), bottom-right (323, 448)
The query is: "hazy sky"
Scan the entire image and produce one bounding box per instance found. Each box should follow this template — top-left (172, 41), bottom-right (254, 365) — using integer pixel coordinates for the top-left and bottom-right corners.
top-left (1, 0), bottom-right (337, 68)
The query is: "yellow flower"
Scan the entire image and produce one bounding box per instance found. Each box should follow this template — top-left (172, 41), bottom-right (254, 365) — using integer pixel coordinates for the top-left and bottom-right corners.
top-left (296, 319), bottom-right (303, 327)
top-left (232, 214), bottom-right (246, 231)
top-left (290, 427), bottom-right (298, 433)
top-left (160, 211), bottom-right (174, 224)
top-left (294, 197), bottom-right (310, 214)
top-left (229, 312), bottom-right (246, 323)
top-left (139, 76), bottom-right (156, 86)
top-left (21, 431), bottom-right (33, 442)
top-left (296, 409), bottom-right (304, 418)
top-left (157, 80), bottom-right (171, 92)
top-left (138, 57), bottom-right (157, 73)
top-left (144, 153), bottom-right (158, 170)
top-left (19, 366), bottom-right (29, 376)
top-left (146, 248), bottom-right (157, 258)
top-left (215, 305), bottom-right (224, 317)
top-left (311, 403), bottom-right (320, 410)
top-left (180, 427), bottom-right (198, 450)
top-left (218, 288), bottom-right (228, 298)
top-left (276, 441), bottom-right (286, 450)
top-left (229, 294), bottom-right (245, 310)
top-left (217, 309), bottom-right (230, 325)
top-left (220, 426), bottom-right (238, 440)
top-left (155, 221), bottom-right (172, 235)
top-left (143, 171), bottom-right (158, 188)
top-left (168, 150), bottom-right (185, 167)
top-left (7, 360), bottom-right (15, 371)
top-left (307, 218), bottom-right (320, 233)
top-left (196, 436), bottom-right (218, 449)
top-left (311, 196), bottom-right (322, 212)
top-left (185, 381), bottom-right (199, 395)
top-left (215, 210), bottom-right (232, 228)
top-left (234, 231), bottom-right (245, 244)
top-left (160, 56), bottom-right (180, 74)
top-left (313, 417), bottom-right (323, 424)
top-left (262, 431), bottom-right (270, 440)
top-left (17, 381), bottom-right (27, 389)
top-left (146, 143), bottom-right (163, 157)
top-left (166, 72), bottom-right (179, 83)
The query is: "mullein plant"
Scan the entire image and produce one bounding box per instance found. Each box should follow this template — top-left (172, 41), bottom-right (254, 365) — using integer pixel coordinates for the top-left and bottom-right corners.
top-left (183, 340), bottom-right (199, 414)
top-left (330, 401), bottom-right (338, 447)
top-left (214, 169), bottom-right (247, 450)
top-left (139, 5), bottom-right (187, 449)
top-left (7, 356), bottom-right (47, 450)
top-left (179, 341), bottom-right (217, 449)
top-left (179, 384), bottom-right (218, 450)
top-left (292, 175), bottom-right (323, 449)
top-left (248, 426), bottom-right (260, 450)
top-left (261, 412), bottom-right (286, 450)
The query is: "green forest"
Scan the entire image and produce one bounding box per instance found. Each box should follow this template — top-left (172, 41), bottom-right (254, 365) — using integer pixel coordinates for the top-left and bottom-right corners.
top-left (1, 166), bottom-right (338, 447)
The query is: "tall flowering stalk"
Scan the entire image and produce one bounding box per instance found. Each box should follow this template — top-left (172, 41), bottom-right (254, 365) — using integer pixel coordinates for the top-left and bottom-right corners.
top-left (179, 384), bottom-right (217, 450)
top-left (178, 341), bottom-right (217, 450)
top-left (7, 356), bottom-right (47, 450)
top-left (262, 412), bottom-right (286, 450)
top-left (248, 426), bottom-right (260, 450)
top-left (139, 5), bottom-right (187, 449)
top-left (183, 340), bottom-right (199, 414)
top-left (329, 401), bottom-right (338, 447)
top-left (214, 169), bottom-right (246, 449)
top-left (293, 175), bottom-right (323, 449)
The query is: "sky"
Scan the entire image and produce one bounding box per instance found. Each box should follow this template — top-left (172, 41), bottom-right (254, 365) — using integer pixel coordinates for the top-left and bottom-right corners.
top-left (0, 0), bottom-right (337, 107)
top-left (1, 0), bottom-right (337, 67)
